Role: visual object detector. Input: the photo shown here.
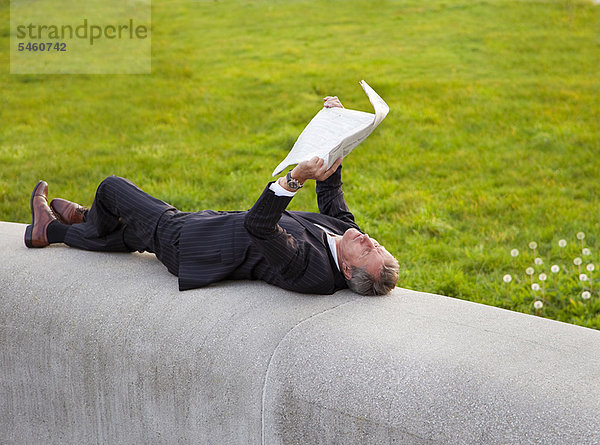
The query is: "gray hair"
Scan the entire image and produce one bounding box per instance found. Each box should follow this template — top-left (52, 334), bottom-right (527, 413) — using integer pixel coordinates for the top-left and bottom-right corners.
top-left (346, 254), bottom-right (399, 296)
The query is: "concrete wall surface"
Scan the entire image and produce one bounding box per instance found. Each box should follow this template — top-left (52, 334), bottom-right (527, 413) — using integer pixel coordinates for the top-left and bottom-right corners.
top-left (1, 221), bottom-right (599, 444)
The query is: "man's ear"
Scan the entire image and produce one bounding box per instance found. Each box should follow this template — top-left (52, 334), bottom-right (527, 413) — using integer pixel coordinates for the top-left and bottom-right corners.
top-left (342, 261), bottom-right (352, 280)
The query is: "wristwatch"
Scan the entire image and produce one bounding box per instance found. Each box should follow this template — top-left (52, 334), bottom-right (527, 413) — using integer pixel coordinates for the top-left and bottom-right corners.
top-left (286, 171), bottom-right (304, 191)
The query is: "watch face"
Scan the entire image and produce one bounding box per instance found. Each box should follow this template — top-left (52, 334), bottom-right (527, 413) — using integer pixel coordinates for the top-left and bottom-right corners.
top-left (286, 172), bottom-right (302, 190)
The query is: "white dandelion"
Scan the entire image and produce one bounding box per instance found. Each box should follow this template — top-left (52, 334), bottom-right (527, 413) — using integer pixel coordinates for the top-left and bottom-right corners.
top-left (558, 239), bottom-right (567, 248)
top-left (535, 257), bottom-right (543, 266)
top-left (503, 274), bottom-right (512, 283)
top-left (532, 283), bottom-right (540, 291)
top-left (529, 241), bottom-right (538, 250)
top-left (577, 232), bottom-right (586, 249)
top-left (551, 265), bottom-right (560, 273)
top-left (582, 291), bottom-right (591, 300)
top-left (539, 273), bottom-right (547, 281)
top-left (534, 300), bottom-right (543, 310)
top-left (583, 248), bottom-right (591, 256)
top-left (580, 274), bottom-right (588, 282)
top-left (587, 264), bottom-right (595, 272)
top-left (511, 249), bottom-right (519, 257)
top-left (526, 267), bottom-right (535, 276)
top-left (574, 257), bottom-right (582, 266)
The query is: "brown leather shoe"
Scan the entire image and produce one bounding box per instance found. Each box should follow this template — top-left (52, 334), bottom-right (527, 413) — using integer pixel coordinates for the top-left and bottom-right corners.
top-left (50, 198), bottom-right (88, 225)
top-left (24, 180), bottom-right (57, 248)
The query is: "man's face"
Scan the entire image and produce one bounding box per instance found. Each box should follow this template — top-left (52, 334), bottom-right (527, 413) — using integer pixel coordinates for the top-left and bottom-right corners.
top-left (338, 228), bottom-right (389, 279)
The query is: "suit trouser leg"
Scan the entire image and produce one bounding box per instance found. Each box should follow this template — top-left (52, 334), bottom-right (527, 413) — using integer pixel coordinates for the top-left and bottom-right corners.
top-left (63, 175), bottom-right (176, 256)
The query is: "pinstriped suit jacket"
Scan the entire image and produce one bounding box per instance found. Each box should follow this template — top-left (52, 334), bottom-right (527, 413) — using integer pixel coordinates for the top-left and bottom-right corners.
top-left (177, 166), bottom-right (361, 294)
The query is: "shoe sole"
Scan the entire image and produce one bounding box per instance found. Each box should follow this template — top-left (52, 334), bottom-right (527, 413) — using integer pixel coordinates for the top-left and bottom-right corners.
top-left (24, 180), bottom-right (44, 248)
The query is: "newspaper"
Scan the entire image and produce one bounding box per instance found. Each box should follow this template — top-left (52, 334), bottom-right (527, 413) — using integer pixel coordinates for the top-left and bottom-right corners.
top-left (272, 80), bottom-right (389, 176)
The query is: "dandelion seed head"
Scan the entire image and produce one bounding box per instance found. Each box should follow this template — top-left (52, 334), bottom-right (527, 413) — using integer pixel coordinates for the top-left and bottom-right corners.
top-left (503, 274), bottom-right (512, 283)
top-left (580, 274), bottom-right (588, 282)
top-left (551, 265), bottom-right (560, 273)
top-left (526, 267), bottom-right (534, 275)
top-left (510, 249), bottom-right (519, 257)
top-left (582, 291), bottom-right (591, 300)
top-left (587, 264), bottom-right (595, 272)
top-left (558, 239), bottom-right (567, 247)
top-left (529, 241), bottom-right (538, 250)
top-left (532, 283), bottom-right (540, 291)
top-left (574, 257), bottom-right (582, 266)
top-left (577, 232), bottom-right (585, 240)
top-left (583, 248), bottom-right (591, 256)
top-left (539, 273), bottom-right (547, 281)
top-left (534, 257), bottom-right (543, 265)
top-left (534, 300), bottom-right (543, 309)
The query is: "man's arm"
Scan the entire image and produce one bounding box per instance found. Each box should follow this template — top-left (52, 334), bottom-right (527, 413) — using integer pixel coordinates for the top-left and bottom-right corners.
top-left (314, 165), bottom-right (356, 225)
top-left (243, 157), bottom-right (342, 290)
top-left (242, 95), bottom-right (349, 290)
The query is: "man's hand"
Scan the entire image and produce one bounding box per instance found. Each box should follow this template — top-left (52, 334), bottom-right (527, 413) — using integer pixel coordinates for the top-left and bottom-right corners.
top-left (291, 156), bottom-right (343, 184)
top-left (323, 96), bottom-right (344, 109)
top-left (277, 157), bottom-right (343, 192)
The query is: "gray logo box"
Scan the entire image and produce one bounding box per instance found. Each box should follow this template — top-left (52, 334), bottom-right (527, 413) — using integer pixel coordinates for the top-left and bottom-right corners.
top-left (10, 0), bottom-right (151, 74)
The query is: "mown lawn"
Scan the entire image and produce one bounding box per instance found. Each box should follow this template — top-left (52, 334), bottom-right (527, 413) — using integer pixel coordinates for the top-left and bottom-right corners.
top-left (1, 0), bottom-right (599, 328)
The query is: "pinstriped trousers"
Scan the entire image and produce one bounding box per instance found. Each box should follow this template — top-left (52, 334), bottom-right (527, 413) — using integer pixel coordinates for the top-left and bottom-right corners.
top-left (63, 176), bottom-right (184, 276)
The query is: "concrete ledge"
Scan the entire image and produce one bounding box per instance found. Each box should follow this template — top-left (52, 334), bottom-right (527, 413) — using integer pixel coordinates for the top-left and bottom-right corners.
top-left (1, 221), bottom-right (599, 444)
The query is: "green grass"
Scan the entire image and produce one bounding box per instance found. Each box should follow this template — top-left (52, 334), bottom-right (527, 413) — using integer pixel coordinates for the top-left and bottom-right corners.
top-left (1, 0), bottom-right (599, 328)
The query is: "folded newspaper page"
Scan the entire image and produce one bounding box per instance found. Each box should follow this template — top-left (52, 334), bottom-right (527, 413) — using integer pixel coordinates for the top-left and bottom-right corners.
top-left (272, 80), bottom-right (389, 176)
